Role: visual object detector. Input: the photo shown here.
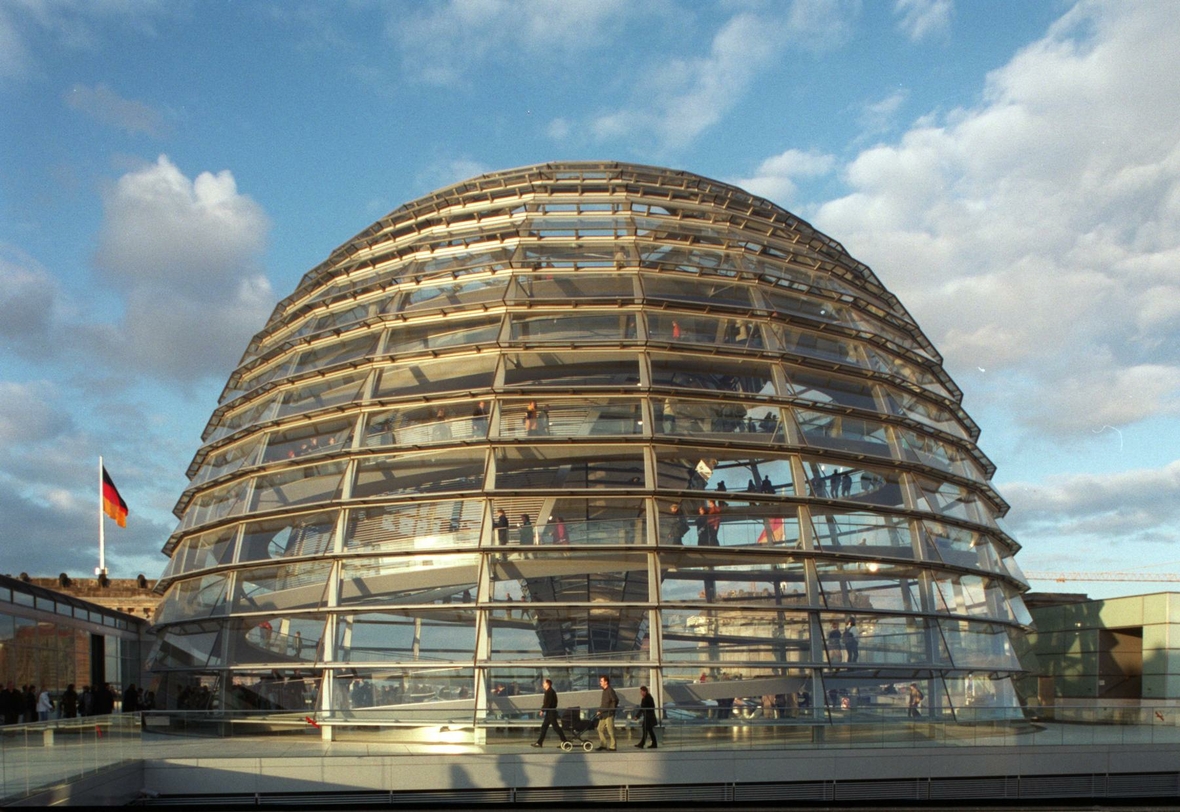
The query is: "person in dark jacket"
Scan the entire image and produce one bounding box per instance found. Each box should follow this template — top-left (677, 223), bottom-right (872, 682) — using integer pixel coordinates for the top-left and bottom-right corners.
top-left (122, 684), bottom-right (140, 713)
top-left (531, 678), bottom-right (568, 747)
top-left (61, 684), bottom-right (78, 719)
top-left (595, 675), bottom-right (618, 751)
top-left (634, 685), bottom-right (658, 749)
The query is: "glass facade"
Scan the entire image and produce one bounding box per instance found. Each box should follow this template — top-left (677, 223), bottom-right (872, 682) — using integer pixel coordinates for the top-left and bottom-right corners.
top-left (0, 576), bottom-right (145, 698)
top-left (152, 162), bottom-right (1031, 728)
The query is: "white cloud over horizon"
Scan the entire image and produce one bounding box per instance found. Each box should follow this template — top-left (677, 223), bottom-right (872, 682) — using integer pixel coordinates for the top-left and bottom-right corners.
top-left (809, 1), bottom-right (1180, 439)
top-left (93, 155), bottom-right (275, 381)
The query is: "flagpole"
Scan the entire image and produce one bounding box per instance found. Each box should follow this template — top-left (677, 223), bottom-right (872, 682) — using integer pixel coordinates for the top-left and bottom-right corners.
top-left (98, 456), bottom-right (106, 577)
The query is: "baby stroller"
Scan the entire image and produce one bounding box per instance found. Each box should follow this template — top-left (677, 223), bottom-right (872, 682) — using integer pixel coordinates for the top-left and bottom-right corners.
top-left (559, 707), bottom-right (597, 752)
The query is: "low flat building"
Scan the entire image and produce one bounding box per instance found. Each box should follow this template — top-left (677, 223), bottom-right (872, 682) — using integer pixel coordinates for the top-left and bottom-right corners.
top-left (1024, 591), bottom-right (1180, 703)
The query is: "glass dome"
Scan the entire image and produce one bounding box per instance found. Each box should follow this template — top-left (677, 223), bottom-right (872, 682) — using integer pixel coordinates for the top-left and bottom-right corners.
top-left (149, 161), bottom-right (1032, 734)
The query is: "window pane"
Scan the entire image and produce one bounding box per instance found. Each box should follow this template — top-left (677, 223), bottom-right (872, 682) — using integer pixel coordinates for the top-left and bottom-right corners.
top-left (277, 372), bottom-right (368, 419)
top-left (336, 609), bottom-right (477, 664)
top-left (647, 312), bottom-right (765, 349)
top-left (248, 462), bottom-right (346, 513)
top-left (659, 550), bottom-right (808, 603)
top-left (658, 499), bottom-right (801, 549)
top-left (660, 609), bottom-right (811, 665)
top-left (793, 409), bottom-right (895, 459)
top-left (227, 614), bottom-right (326, 664)
top-left (785, 370), bottom-right (878, 412)
top-left (655, 398), bottom-right (784, 444)
top-left (194, 436), bottom-right (263, 486)
top-left (375, 355), bottom-right (496, 399)
top-left (398, 276), bottom-right (509, 314)
top-left (655, 449), bottom-right (795, 497)
top-left (362, 400), bottom-right (490, 448)
top-left (262, 417), bottom-right (354, 464)
top-left (238, 512), bottom-right (336, 563)
top-left (814, 561), bottom-right (925, 613)
top-left (487, 607), bottom-right (649, 661)
top-left (799, 457), bottom-right (907, 510)
top-left (489, 551), bottom-right (650, 604)
top-left (809, 510), bottom-right (916, 560)
top-left (502, 352), bottom-right (640, 389)
top-left (383, 315), bottom-right (502, 357)
top-left (508, 273), bottom-right (637, 304)
top-left (499, 397), bottom-right (644, 440)
top-left (507, 312), bottom-right (638, 344)
top-left (352, 450), bottom-right (487, 499)
top-left (650, 354), bottom-right (778, 396)
top-left (495, 446), bottom-right (646, 491)
top-left (338, 554), bottom-right (480, 607)
top-left (291, 332), bottom-right (380, 376)
top-left (916, 477), bottom-right (992, 525)
top-left (154, 574), bottom-right (230, 625)
top-left (345, 499), bottom-right (483, 553)
top-left (233, 561), bottom-right (332, 613)
top-left (164, 526), bottom-right (239, 579)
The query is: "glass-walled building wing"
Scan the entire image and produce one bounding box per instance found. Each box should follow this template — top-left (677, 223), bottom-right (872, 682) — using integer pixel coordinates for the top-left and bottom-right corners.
top-left (155, 162), bottom-right (1032, 730)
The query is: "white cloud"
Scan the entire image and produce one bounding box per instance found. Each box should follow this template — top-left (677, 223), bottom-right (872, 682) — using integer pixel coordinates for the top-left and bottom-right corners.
top-left (0, 0), bottom-right (166, 83)
top-left (590, 1), bottom-right (858, 150)
top-left (393, 0), bottom-right (630, 86)
top-left (810, 1), bottom-right (1180, 438)
top-left (413, 157), bottom-right (493, 197)
top-left (64, 82), bottom-right (169, 137)
top-left (858, 89), bottom-right (909, 138)
top-left (93, 155), bottom-right (274, 381)
top-left (0, 246), bottom-right (58, 357)
top-left (894, 0), bottom-right (952, 42)
top-left (733, 149), bottom-right (837, 205)
top-left (0, 381), bottom-right (73, 445)
top-left (1004, 460), bottom-right (1180, 544)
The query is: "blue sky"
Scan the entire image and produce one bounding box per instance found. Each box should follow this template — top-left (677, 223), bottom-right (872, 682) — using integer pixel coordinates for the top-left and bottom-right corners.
top-left (2, 0), bottom-right (1178, 597)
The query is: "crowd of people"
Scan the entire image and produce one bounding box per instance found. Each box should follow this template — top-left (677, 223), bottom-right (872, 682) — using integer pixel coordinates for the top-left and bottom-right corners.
top-left (0, 682), bottom-right (152, 723)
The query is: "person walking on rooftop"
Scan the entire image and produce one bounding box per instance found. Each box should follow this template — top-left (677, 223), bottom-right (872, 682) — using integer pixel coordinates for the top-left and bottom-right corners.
top-left (595, 675), bottom-right (618, 751)
top-left (634, 685), bottom-right (658, 749)
top-left (531, 678), bottom-right (569, 748)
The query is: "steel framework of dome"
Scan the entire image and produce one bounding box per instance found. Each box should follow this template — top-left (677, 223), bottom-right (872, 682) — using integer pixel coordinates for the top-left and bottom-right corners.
top-left (150, 161), bottom-right (1033, 735)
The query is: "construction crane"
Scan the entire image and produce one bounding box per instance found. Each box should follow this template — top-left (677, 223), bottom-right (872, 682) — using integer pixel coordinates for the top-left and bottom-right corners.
top-left (1024, 571), bottom-right (1180, 583)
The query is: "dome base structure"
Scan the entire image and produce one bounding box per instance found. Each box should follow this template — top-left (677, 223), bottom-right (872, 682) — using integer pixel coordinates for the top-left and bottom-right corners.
top-left (149, 162), bottom-right (1035, 737)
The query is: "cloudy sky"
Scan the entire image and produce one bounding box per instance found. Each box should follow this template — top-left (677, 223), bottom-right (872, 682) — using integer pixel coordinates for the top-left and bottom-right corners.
top-left (1, 0), bottom-right (1178, 597)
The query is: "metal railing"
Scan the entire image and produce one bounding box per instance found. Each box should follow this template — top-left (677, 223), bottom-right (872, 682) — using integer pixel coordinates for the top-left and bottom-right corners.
top-left (0, 714), bottom-right (141, 803)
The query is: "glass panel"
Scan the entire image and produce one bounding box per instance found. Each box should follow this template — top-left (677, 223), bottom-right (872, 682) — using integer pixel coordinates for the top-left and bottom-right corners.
top-left (660, 608), bottom-right (811, 665)
top-left (248, 462), bottom-right (346, 512)
top-left (233, 561), bottom-right (332, 613)
top-left (225, 355), bottom-right (294, 402)
top-left (516, 498), bottom-right (646, 547)
top-left (658, 550), bottom-right (808, 603)
top-left (495, 446), bottom-right (646, 491)
top-left (658, 499), bottom-right (801, 549)
top-left (521, 242), bottom-right (623, 267)
top-left (883, 388), bottom-right (968, 439)
top-left (277, 372), bottom-right (368, 419)
top-left (209, 392), bottom-right (281, 440)
top-left (920, 520), bottom-right (1004, 573)
top-left (154, 574), bottom-right (230, 624)
top-left (149, 626), bottom-right (223, 669)
top-left (374, 355), bottom-right (496, 399)
top-left (897, 427), bottom-right (980, 480)
top-left (306, 297), bottom-right (394, 339)
top-left (821, 612), bottom-right (935, 667)
top-left (808, 510), bottom-right (916, 560)
top-left (194, 436), bottom-right (263, 486)
top-left (639, 270), bottom-right (753, 306)
top-left (223, 669), bottom-right (321, 712)
top-left (1007, 591), bottom-right (1033, 626)
top-left (508, 273), bottom-right (637, 304)
top-left (227, 614), bottom-right (326, 664)
top-left (237, 512), bottom-right (336, 563)
top-left (164, 526), bottom-right (238, 578)
top-left (931, 573), bottom-right (1013, 622)
top-left (939, 619), bottom-right (1022, 670)
top-left (336, 609), bottom-right (477, 664)
top-left (382, 314), bottom-right (502, 357)
top-left (762, 289), bottom-right (852, 327)
top-left (655, 397), bottom-right (784, 444)
top-left (478, 667), bottom-right (645, 724)
top-left (793, 409), bottom-right (895, 459)
top-left (943, 673), bottom-right (1023, 718)
top-left (863, 344), bottom-right (948, 396)
top-left (179, 478), bottom-right (250, 531)
top-left (499, 397), bottom-right (644, 439)
top-left (814, 560), bottom-right (925, 613)
top-left (398, 276), bottom-right (508, 314)
top-left (650, 354), bottom-right (778, 396)
top-left (352, 450), bottom-right (487, 498)
top-left (778, 325), bottom-right (864, 367)
top-left (507, 312), bottom-right (638, 344)
top-left (785, 369), bottom-right (878, 412)
top-left (487, 607), bottom-right (649, 662)
top-left (338, 554), bottom-right (480, 607)
top-left (290, 331), bottom-right (380, 376)
top-left (361, 400), bottom-right (490, 448)
top-left (261, 417), bottom-right (354, 463)
top-left (916, 477), bottom-right (992, 525)
top-left (489, 551), bottom-right (650, 604)
top-left (661, 666), bottom-right (810, 719)
top-left (502, 351), bottom-right (640, 389)
top-left (326, 667), bottom-right (475, 720)
top-left (647, 313), bottom-right (765, 349)
top-left (799, 457), bottom-right (907, 510)
top-left (655, 449), bottom-right (795, 496)
top-left (345, 499), bottom-right (483, 553)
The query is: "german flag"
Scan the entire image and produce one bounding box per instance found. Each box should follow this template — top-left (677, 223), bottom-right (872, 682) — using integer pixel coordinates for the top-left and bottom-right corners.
top-left (102, 466), bottom-right (128, 528)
